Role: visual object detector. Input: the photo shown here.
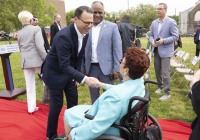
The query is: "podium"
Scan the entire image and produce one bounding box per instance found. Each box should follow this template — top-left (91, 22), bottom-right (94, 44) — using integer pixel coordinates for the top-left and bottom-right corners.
top-left (0, 44), bottom-right (26, 99)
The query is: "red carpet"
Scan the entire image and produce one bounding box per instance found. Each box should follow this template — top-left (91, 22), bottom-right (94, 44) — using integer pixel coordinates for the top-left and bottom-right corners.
top-left (0, 99), bottom-right (191, 140)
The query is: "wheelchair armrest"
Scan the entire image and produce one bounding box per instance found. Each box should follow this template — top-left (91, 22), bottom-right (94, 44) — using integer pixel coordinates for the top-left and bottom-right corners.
top-left (130, 96), bottom-right (149, 103)
top-left (144, 80), bottom-right (162, 86)
top-left (85, 113), bottom-right (94, 120)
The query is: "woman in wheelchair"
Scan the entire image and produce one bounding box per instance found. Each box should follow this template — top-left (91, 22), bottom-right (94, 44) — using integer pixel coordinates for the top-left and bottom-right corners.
top-left (63, 47), bottom-right (150, 140)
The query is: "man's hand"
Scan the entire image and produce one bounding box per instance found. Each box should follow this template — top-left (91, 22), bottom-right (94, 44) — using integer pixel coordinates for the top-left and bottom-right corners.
top-left (84, 77), bottom-right (99, 88)
top-left (113, 72), bottom-right (120, 80)
top-left (155, 37), bottom-right (164, 46)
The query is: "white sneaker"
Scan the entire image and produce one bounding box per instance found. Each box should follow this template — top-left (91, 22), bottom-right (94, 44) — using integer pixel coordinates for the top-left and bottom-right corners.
top-left (159, 94), bottom-right (171, 101)
top-left (155, 88), bottom-right (162, 94)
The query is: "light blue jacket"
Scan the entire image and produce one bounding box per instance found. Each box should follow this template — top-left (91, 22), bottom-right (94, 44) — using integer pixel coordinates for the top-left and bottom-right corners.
top-left (149, 17), bottom-right (179, 58)
top-left (65, 78), bottom-right (145, 140)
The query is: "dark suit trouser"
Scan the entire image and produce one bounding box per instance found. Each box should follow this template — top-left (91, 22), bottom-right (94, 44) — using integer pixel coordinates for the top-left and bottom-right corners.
top-left (88, 64), bottom-right (113, 104)
top-left (154, 49), bottom-right (171, 95)
top-left (196, 45), bottom-right (200, 56)
top-left (46, 81), bottom-right (77, 140)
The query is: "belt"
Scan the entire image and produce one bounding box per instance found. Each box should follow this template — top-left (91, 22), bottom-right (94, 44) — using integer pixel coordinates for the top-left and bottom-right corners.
top-left (91, 63), bottom-right (99, 66)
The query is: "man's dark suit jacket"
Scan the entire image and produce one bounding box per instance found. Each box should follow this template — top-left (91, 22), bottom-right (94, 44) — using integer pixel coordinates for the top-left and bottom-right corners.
top-left (50, 22), bottom-right (60, 46)
top-left (41, 27), bottom-right (50, 52)
top-left (194, 29), bottom-right (200, 44)
top-left (42, 23), bottom-right (87, 90)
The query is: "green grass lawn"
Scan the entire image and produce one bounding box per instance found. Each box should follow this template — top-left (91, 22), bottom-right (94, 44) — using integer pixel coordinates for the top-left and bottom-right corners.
top-left (0, 37), bottom-right (197, 123)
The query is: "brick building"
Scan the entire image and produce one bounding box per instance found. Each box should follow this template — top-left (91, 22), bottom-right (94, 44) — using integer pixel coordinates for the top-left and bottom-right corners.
top-left (46, 0), bottom-right (67, 27)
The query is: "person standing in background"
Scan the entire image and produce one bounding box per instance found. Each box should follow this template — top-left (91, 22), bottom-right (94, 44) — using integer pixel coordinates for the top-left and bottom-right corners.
top-left (145, 30), bottom-right (151, 51)
top-left (117, 14), bottom-right (135, 56)
top-left (149, 3), bottom-right (179, 101)
top-left (50, 14), bottom-right (61, 46)
top-left (194, 28), bottom-right (200, 56)
top-left (70, 16), bottom-right (75, 23)
top-left (83, 1), bottom-right (122, 104)
top-left (17, 10), bottom-right (47, 114)
top-left (32, 16), bottom-right (51, 104)
top-left (32, 16), bottom-right (50, 53)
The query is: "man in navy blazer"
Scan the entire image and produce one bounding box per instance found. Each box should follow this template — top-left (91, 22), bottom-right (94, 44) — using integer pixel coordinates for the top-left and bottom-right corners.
top-left (194, 28), bottom-right (200, 56)
top-left (50, 14), bottom-right (61, 46)
top-left (42, 6), bottom-right (97, 140)
top-left (83, 1), bottom-right (122, 104)
top-left (149, 3), bottom-right (179, 101)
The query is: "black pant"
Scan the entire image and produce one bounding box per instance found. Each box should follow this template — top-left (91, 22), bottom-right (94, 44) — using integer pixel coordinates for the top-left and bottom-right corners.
top-left (195, 46), bottom-right (200, 56)
top-left (46, 80), bottom-right (78, 139)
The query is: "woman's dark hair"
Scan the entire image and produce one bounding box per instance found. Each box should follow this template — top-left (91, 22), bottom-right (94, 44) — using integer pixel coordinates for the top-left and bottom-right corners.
top-left (124, 47), bottom-right (150, 79)
top-left (74, 6), bottom-right (93, 18)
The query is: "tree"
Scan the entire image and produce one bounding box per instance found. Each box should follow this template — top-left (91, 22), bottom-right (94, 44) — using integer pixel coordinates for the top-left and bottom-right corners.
top-left (129, 4), bottom-right (157, 29)
top-left (0, 0), bottom-right (56, 32)
top-left (169, 15), bottom-right (179, 25)
top-left (66, 10), bottom-right (75, 25)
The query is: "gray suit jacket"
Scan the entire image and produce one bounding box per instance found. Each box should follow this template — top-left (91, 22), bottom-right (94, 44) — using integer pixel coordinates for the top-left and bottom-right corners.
top-left (149, 17), bottom-right (179, 58)
top-left (84, 20), bottom-right (122, 75)
top-left (17, 25), bottom-right (47, 68)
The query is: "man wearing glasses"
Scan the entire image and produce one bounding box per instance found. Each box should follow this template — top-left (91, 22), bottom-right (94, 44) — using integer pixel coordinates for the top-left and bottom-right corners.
top-left (32, 16), bottom-right (50, 53)
top-left (42, 6), bottom-right (98, 140)
top-left (83, 1), bottom-right (122, 104)
top-left (149, 3), bottom-right (179, 101)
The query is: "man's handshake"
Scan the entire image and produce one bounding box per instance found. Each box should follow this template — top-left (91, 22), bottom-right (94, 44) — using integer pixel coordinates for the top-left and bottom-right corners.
top-left (84, 77), bottom-right (100, 88)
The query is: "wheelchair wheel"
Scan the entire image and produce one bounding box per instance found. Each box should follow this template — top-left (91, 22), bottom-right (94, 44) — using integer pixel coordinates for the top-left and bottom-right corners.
top-left (148, 113), bottom-right (162, 140)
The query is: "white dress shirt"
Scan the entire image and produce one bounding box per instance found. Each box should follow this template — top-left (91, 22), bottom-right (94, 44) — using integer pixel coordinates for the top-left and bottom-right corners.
top-left (74, 23), bottom-right (86, 83)
top-left (57, 23), bottom-right (61, 30)
top-left (91, 22), bottom-right (102, 63)
top-left (74, 24), bottom-right (85, 54)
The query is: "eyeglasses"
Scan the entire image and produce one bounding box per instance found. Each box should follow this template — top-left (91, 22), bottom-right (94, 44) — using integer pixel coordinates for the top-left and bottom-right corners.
top-left (120, 59), bottom-right (125, 65)
top-left (93, 11), bottom-right (104, 15)
top-left (77, 17), bottom-right (93, 25)
top-left (156, 8), bottom-right (166, 11)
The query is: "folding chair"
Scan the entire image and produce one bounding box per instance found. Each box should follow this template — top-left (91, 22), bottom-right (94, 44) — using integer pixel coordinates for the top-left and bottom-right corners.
top-left (175, 56), bottom-right (200, 87)
top-left (171, 52), bottom-right (190, 78)
top-left (176, 56), bottom-right (200, 74)
top-left (170, 50), bottom-right (185, 65)
top-left (182, 69), bottom-right (200, 90)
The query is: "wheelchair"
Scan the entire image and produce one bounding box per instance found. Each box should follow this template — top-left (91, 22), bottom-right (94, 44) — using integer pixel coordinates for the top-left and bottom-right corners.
top-left (86, 80), bottom-right (162, 140)
top-left (57, 80), bottom-right (162, 140)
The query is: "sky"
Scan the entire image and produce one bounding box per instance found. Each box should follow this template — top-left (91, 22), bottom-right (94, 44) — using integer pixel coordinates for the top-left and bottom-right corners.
top-left (65, 0), bottom-right (199, 16)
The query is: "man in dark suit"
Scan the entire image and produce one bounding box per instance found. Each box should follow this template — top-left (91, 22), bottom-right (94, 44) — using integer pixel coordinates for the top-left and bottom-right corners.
top-left (194, 28), bottom-right (200, 56)
top-left (32, 16), bottom-right (50, 52)
top-left (50, 14), bottom-right (61, 46)
top-left (42, 6), bottom-right (96, 140)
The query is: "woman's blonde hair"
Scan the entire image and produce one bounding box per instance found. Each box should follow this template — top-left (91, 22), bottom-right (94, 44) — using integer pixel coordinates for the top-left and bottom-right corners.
top-left (18, 10), bottom-right (33, 25)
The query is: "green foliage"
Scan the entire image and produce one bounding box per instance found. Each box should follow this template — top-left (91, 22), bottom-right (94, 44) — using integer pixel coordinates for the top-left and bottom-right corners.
top-left (0, 0), bottom-right (57, 32)
top-left (169, 15), bottom-right (179, 25)
top-left (65, 3), bottom-right (159, 29)
top-left (104, 12), bottom-right (118, 23)
top-left (66, 10), bottom-right (75, 25)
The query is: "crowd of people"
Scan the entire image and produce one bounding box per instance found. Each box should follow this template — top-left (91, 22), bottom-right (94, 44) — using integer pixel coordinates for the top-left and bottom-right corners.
top-left (16, 1), bottom-right (200, 140)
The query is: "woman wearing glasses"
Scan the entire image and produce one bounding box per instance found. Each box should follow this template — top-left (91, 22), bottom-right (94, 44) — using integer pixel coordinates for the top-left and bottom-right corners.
top-left (63, 47), bottom-right (150, 140)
